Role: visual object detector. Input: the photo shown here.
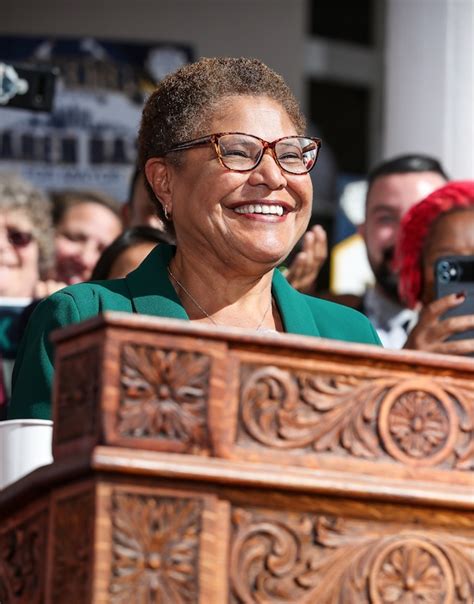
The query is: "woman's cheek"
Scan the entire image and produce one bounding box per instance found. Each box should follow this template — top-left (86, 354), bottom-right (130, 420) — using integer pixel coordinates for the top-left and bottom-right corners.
top-left (21, 244), bottom-right (40, 285)
top-left (55, 237), bottom-right (78, 259)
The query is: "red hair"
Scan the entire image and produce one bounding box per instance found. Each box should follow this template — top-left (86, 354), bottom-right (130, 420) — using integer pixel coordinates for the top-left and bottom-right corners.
top-left (396, 180), bottom-right (474, 308)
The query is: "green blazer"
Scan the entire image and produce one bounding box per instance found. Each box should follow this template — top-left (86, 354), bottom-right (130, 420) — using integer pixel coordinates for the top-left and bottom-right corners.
top-left (9, 244), bottom-right (380, 420)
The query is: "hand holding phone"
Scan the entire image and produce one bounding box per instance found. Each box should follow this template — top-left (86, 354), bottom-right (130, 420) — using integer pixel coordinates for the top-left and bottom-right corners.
top-left (435, 255), bottom-right (474, 341)
top-left (403, 255), bottom-right (474, 356)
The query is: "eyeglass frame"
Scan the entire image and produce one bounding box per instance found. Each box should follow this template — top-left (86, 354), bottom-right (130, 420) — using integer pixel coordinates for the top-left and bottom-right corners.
top-left (163, 131), bottom-right (322, 175)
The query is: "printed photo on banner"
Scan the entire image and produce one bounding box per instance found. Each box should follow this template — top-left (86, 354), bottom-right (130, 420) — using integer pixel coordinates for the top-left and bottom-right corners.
top-left (0, 36), bottom-right (194, 201)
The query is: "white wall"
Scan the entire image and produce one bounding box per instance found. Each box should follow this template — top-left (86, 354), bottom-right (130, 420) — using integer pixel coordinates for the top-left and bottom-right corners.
top-left (0, 0), bottom-right (307, 107)
top-left (383, 0), bottom-right (474, 179)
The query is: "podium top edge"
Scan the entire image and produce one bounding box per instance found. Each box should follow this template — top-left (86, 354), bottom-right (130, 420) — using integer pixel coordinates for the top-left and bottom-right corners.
top-left (50, 311), bottom-right (474, 373)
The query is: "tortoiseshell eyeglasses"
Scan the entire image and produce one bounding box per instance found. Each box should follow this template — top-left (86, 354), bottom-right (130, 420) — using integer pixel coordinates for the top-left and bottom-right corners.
top-left (165, 132), bottom-right (322, 175)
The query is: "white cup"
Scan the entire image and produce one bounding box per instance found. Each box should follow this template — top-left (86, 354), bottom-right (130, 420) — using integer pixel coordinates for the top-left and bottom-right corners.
top-left (0, 419), bottom-right (53, 490)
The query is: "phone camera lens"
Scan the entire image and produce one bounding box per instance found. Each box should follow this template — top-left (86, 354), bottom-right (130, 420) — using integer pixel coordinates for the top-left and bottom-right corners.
top-left (438, 260), bottom-right (453, 283)
top-left (439, 271), bottom-right (450, 283)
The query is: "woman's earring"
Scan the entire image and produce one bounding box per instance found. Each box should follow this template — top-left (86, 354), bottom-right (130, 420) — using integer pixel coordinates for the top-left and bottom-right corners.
top-left (164, 206), bottom-right (171, 221)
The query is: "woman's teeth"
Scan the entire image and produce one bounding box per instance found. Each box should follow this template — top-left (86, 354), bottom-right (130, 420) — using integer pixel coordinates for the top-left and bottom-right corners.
top-left (234, 204), bottom-right (284, 216)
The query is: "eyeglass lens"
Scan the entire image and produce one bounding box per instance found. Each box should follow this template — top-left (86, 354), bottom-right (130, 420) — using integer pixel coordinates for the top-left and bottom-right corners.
top-left (3, 228), bottom-right (34, 248)
top-left (217, 134), bottom-right (317, 174)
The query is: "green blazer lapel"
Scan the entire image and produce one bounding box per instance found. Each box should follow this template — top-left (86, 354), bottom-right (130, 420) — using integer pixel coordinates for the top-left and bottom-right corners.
top-left (125, 244), bottom-right (189, 320)
top-left (272, 269), bottom-right (321, 337)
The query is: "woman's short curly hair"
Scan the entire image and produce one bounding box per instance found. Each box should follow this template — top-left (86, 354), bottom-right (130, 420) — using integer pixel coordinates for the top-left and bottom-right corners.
top-left (138, 57), bottom-right (306, 228)
top-left (0, 172), bottom-right (54, 278)
top-left (396, 180), bottom-right (474, 308)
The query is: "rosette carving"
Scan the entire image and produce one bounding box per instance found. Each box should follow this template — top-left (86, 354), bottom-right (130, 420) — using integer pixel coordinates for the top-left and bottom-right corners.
top-left (119, 344), bottom-right (210, 450)
top-left (369, 539), bottom-right (453, 603)
top-left (51, 489), bottom-right (94, 604)
top-left (55, 347), bottom-right (100, 444)
top-left (379, 381), bottom-right (458, 467)
top-left (0, 511), bottom-right (47, 604)
top-left (230, 508), bottom-right (473, 603)
top-left (239, 365), bottom-right (474, 469)
top-left (110, 492), bottom-right (202, 603)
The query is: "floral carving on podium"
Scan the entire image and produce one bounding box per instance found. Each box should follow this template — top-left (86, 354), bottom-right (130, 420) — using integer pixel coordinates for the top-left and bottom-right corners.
top-left (119, 344), bottom-right (210, 451)
top-left (230, 508), bottom-right (473, 603)
top-left (238, 365), bottom-right (474, 469)
top-left (0, 510), bottom-right (47, 604)
top-left (369, 539), bottom-right (453, 603)
top-left (110, 492), bottom-right (202, 603)
top-left (55, 347), bottom-right (100, 444)
top-left (385, 392), bottom-right (448, 457)
top-left (378, 382), bottom-right (460, 467)
top-left (51, 488), bottom-right (94, 604)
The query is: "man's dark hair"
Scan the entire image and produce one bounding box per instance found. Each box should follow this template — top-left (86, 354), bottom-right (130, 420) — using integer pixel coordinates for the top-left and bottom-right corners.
top-left (368, 154), bottom-right (449, 187)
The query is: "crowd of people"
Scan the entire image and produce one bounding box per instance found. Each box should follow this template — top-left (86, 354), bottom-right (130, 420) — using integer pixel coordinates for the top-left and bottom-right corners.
top-left (1, 56), bottom-right (472, 421)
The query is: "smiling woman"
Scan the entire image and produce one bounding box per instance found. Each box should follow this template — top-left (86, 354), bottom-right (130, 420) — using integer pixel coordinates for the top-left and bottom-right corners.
top-left (9, 57), bottom-right (381, 421)
top-left (51, 189), bottom-right (123, 285)
top-left (0, 173), bottom-right (54, 298)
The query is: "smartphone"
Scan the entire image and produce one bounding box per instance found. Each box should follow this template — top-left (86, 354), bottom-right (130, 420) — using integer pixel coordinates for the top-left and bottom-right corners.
top-left (435, 255), bottom-right (474, 341)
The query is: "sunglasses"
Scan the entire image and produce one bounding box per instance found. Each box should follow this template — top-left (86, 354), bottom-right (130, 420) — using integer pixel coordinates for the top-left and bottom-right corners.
top-left (3, 227), bottom-right (35, 248)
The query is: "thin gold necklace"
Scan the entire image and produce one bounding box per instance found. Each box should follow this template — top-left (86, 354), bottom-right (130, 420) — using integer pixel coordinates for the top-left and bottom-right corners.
top-left (167, 266), bottom-right (273, 330)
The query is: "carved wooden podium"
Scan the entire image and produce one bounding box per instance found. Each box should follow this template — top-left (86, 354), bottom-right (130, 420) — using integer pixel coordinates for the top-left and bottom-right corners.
top-left (1, 313), bottom-right (473, 603)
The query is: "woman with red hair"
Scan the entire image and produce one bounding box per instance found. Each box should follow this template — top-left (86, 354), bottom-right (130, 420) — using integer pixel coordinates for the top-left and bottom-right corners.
top-left (396, 180), bottom-right (474, 355)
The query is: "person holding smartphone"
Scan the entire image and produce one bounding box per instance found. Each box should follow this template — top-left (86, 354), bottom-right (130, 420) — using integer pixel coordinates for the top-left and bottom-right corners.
top-left (395, 180), bottom-right (474, 355)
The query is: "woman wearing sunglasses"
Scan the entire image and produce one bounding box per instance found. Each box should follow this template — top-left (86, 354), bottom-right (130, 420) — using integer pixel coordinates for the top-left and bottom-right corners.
top-left (10, 57), bottom-right (380, 421)
top-left (0, 174), bottom-right (62, 417)
top-left (0, 173), bottom-right (56, 300)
